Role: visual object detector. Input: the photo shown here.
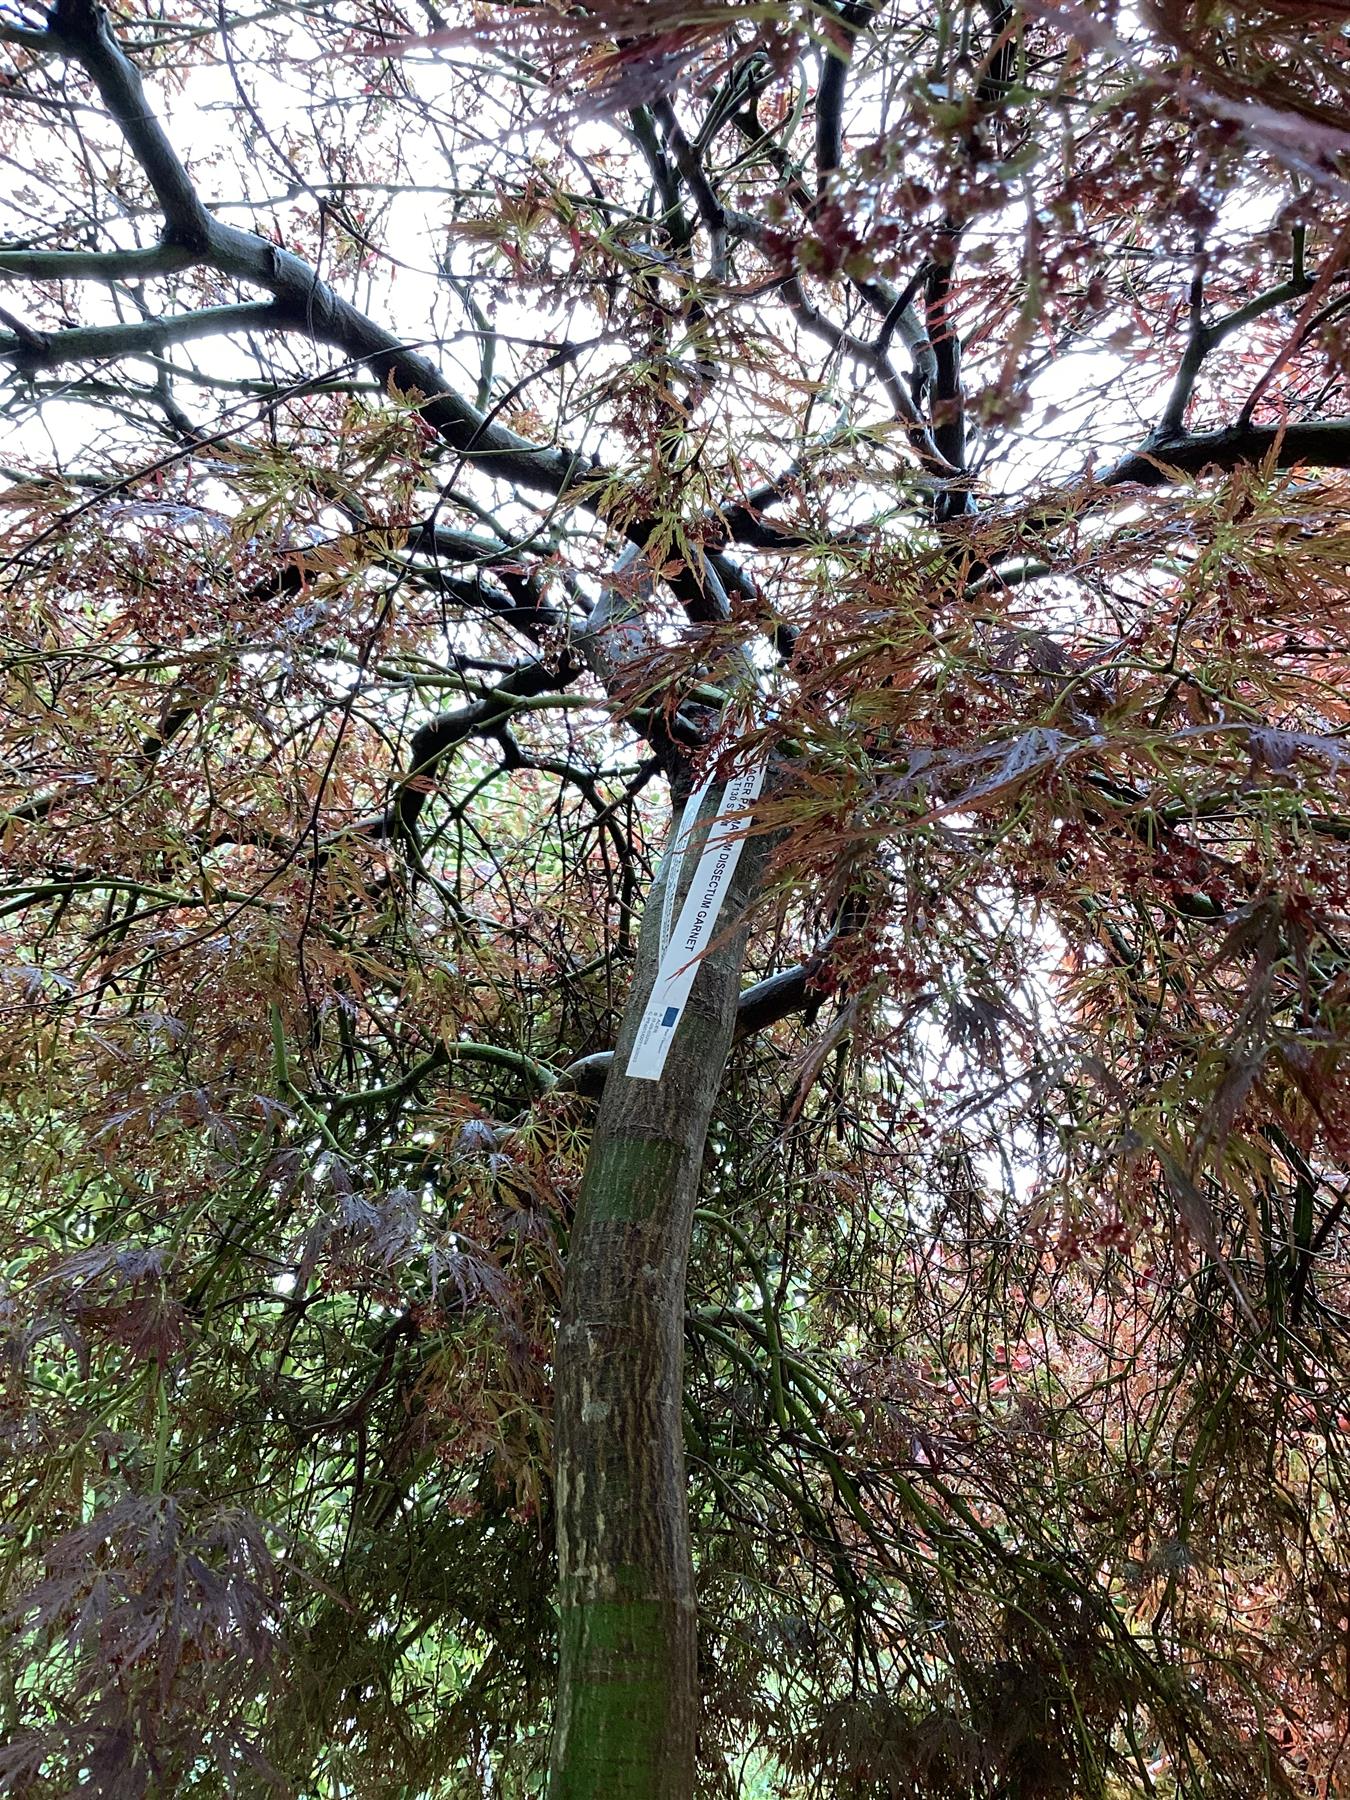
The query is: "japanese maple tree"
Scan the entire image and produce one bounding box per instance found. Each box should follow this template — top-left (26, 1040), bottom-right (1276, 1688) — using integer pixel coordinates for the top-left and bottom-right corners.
top-left (2, 1), bottom-right (1349, 1795)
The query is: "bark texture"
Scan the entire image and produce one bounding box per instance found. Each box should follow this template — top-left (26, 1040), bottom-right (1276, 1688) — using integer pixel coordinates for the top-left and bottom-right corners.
top-left (549, 790), bottom-right (768, 1799)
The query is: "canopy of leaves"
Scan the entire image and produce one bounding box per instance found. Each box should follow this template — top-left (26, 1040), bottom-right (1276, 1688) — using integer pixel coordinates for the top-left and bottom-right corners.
top-left (1, 0), bottom-right (1348, 1793)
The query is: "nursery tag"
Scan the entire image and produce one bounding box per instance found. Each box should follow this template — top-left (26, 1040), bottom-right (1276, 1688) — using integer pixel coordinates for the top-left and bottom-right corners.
top-left (626, 756), bottom-right (766, 1082)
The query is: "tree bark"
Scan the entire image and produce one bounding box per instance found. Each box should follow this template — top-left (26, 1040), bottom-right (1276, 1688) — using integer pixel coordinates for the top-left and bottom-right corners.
top-left (548, 787), bottom-right (768, 1799)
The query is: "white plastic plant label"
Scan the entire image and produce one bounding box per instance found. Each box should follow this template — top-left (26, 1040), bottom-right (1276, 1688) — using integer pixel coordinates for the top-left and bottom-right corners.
top-left (625, 755), bottom-right (767, 1082)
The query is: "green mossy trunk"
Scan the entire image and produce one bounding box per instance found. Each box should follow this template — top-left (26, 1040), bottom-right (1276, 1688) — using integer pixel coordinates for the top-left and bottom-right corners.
top-left (548, 789), bottom-right (767, 1799)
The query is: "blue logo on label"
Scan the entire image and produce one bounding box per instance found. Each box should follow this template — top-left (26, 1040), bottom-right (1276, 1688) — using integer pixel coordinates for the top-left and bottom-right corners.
top-left (662, 1007), bottom-right (679, 1027)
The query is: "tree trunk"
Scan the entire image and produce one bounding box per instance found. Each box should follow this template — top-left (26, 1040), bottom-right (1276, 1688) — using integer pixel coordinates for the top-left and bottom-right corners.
top-left (548, 787), bottom-right (767, 1799)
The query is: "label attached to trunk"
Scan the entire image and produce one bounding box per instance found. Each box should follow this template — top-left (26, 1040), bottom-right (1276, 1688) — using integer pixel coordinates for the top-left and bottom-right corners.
top-left (625, 756), bottom-right (766, 1082)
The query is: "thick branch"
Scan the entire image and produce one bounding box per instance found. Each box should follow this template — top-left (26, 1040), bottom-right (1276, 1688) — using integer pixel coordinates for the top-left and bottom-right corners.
top-left (0, 243), bottom-right (198, 281)
top-left (1156, 257), bottom-right (1314, 440)
top-left (560, 955), bottom-right (833, 1098)
top-left (48, 0), bottom-right (212, 242)
top-left (18, 8), bottom-right (953, 553)
top-left (927, 235), bottom-right (970, 515)
top-left (778, 274), bottom-right (954, 470)
top-left (392, 656), bottom-right (585, 841)
top-left (12, 7), bottom-right (814, 600)
top-left (651, 97), bottom-right (728, 281)
top-left (35, 1), bottom-right (586, 499)
top-left (1103, 420), bottom-right (1350, 486)
top-left (0, 301), bottom-right (286, 368)
top-left (816, 1), bottom-right (880, 182)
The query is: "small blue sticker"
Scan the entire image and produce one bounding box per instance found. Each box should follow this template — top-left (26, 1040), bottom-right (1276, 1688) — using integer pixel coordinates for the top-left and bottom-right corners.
top-left (662, 1007), bottom-right (679, 1027)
